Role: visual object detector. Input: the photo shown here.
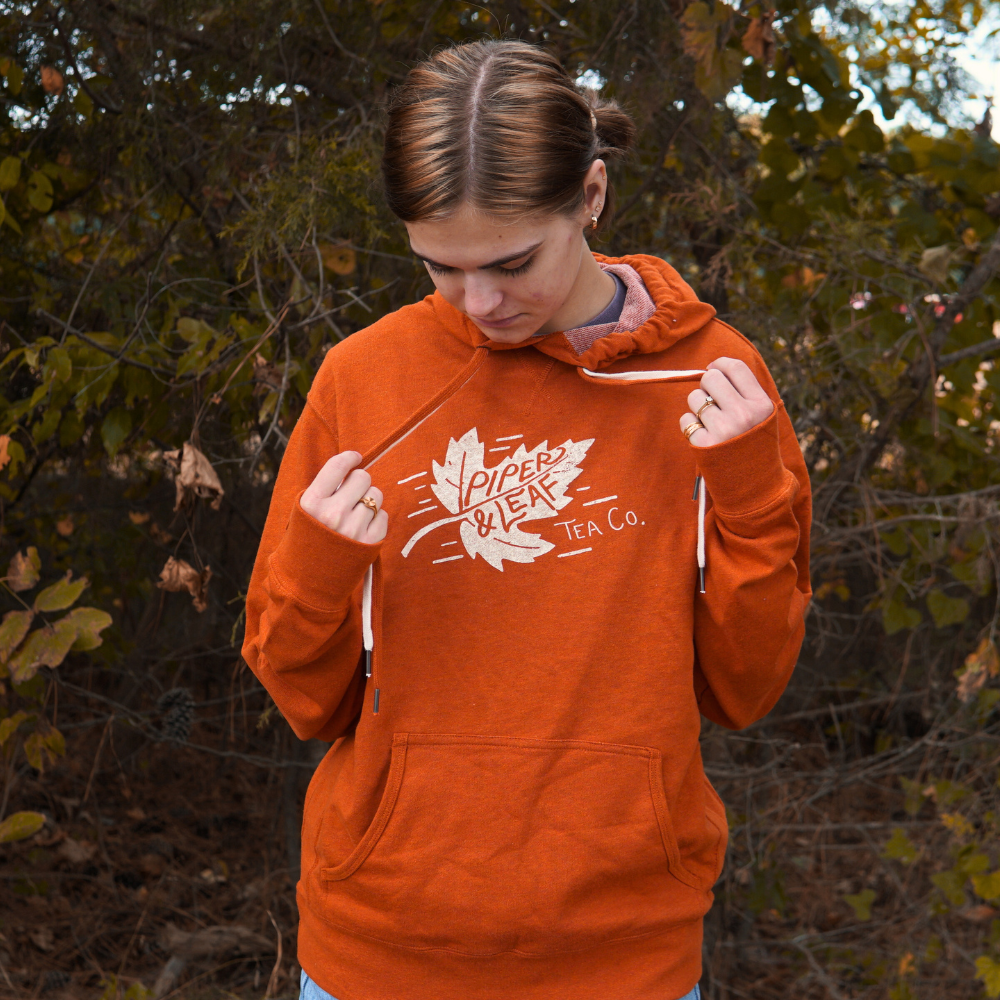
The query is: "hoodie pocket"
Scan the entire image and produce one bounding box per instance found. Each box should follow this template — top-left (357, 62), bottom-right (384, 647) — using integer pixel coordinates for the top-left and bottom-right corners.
top-left (316, 733), bottom-right (711, 956)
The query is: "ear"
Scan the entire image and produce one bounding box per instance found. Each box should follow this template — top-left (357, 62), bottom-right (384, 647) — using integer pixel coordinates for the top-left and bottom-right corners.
top-left (581, 159), bottom-right (609, 221)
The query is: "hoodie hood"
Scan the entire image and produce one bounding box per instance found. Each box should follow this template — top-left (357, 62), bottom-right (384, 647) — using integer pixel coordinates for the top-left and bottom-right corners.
top-left (431, 253), bottom-right (718, 371)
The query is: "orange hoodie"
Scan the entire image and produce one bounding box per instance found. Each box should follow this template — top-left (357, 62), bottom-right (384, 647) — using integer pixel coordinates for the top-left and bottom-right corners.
top-left (243, 254), bottom-right (811, 1000)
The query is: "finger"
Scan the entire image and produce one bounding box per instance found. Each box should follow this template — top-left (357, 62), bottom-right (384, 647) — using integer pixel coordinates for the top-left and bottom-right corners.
top-left (678, 411), bottom-right (714, 447)
top-left (707, 357), bottom-right (770, 401)
top-left (699, 368), bottom-right (742, 410)
top-left (332, 468), bottom-right (373, 509)
top-left (364, 509), bottom-right (389, 545)
top-left (303, 451), bottom-right (362, 502)
top-left (687, 387), bottom-right (720, 420)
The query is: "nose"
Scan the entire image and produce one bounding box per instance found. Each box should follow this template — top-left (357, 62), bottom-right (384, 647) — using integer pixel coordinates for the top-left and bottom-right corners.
top-left (463, 275), bottom-right (503, 318)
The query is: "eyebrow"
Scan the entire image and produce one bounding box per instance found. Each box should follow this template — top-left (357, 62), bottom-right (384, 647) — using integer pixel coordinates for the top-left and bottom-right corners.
top-left (409, 241), bottom-right (542, 271)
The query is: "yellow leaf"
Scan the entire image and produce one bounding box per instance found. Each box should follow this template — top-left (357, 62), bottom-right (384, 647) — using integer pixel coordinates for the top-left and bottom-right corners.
top-left (898, 952), bottom-right (915, 977)
top-left (0, 156), bottom-right (19, 192)
top-left (62, 606), bottom-right (113, 651)
top-left (34, 572), bottom-right (87, 612)
top-left (321, 244), bottom-right (357, 275)
top-left (973, 872), bottom-right (1000, 902)
top-left (0, 610), bottom-right (33, 663)
top-left (976, 955), bottom-right (1000, 998)
top-left (0, 710), bottom-right (28, 745)
top-left (844, 887), bottom-right (876, 920)
top-left (6, 547), bottom-right (41, 591)
top-left (8, 619), bottom-right (78, 682)
top-left (0, 810), bottom-right (45, 843)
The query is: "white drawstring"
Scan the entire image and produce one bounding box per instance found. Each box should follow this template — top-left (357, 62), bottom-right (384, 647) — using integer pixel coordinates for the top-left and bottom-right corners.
top-left (362, 564), bottom-right (373, 676)
top-left (694, 476), bottom-right (706, 594)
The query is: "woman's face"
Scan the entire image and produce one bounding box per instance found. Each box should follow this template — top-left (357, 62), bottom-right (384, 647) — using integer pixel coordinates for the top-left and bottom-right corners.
top-left (403, 164), bottom-right (608, 345)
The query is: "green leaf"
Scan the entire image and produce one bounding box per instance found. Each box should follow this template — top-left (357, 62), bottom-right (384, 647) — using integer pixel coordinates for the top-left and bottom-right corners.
top-left (101, 407), bottom-right (132, 455)
top-left (8, 619), bottom-right (79, 682)
top-left (73, 87), bottom-right (93, 118)
top-left (0, 155), bottom-right (21, 191)
top-left (24, 724), bottom-right (65, 772)
top-left (34, 573), bottom-right (87, 612)
top-left (926, 589), bottom-right (969, 628)
top-left (882, 599), bottom-right (921, 635)
top-left (0, 810), bottom-right (45, 844)
top-left (0, 710), bottom-right (28, 746)
top-left (882, 828), bottom-right (919, 864)
top-left (4, 62), bottom-right (23, 95)
top-left (976, 955), bottom-right (1000, 999)
top-left (6, 547), bottom-right (41, 592)
top-left (930, 868), bottom-right (966, 906)
top-left (0, 610), bottom-right (33, 663)
top-left (27, 170), bottom-right (54, 213)
top-left (844, 887), bottom-right (876, 920)
top-left (972, 872), bottom-right (1000, 902)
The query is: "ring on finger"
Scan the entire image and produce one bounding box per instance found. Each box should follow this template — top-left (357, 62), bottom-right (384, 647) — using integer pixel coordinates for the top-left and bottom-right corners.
top-left (695, 395), bottom-right (718, 420)
top-left (358, 495), bottom-right (379, 514)
top-left (682, 420), bottom-right (706, 441)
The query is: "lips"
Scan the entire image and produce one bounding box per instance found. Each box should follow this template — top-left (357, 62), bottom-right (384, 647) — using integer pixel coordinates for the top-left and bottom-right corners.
top-left (472, 314), bottom-right (522, 329)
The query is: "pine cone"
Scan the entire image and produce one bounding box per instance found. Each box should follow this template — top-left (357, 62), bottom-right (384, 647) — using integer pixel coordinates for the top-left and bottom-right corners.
top-left (158, 688), bottom-right (195, 742)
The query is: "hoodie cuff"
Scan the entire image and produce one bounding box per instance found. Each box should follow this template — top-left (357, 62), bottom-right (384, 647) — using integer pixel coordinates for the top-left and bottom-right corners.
top-left (267, 495), bottom-right (382, 613)
top-left (696, 405), bottom-right (797, 518)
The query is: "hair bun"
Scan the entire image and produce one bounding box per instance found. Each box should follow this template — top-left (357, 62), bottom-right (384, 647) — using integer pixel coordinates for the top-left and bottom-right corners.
top-left (593, 101), bottom-right (635, 159)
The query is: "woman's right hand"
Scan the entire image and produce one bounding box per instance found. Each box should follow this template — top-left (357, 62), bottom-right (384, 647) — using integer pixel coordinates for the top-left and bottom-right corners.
top-left (300, 451), bottom-right (388, 544)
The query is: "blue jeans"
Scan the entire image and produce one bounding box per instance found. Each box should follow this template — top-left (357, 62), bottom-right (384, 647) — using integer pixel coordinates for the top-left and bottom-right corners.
top-left (301, 969), bottom-right (702, 1000)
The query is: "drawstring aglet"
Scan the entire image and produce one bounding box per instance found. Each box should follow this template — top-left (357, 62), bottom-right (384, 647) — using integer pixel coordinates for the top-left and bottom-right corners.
top-left (699, 566), bottom-right (706, 594)
top-left (365, 649), bottom-right (372, 678)
top-left (373, 688), bottom-right (380, 714)
top-left (692, 475), bottom-right (701, 501)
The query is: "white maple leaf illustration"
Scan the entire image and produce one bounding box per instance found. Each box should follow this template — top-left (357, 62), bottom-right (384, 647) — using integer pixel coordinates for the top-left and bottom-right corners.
top-left (401, 427), bottom-right (594, 570)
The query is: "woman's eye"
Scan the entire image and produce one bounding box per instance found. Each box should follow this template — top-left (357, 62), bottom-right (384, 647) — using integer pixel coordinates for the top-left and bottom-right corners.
top-left (500, 256), bottom-right (535, 277)
top-left (425, 261), bottom-right (453, 276)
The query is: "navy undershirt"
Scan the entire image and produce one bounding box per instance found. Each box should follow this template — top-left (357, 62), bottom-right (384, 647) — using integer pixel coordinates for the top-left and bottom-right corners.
top-left (579, 273), bottom-right (627, 328)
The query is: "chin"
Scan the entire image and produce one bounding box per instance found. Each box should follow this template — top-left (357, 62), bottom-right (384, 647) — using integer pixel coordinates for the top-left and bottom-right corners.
top-left (473, 322), bottom-right (543, 345)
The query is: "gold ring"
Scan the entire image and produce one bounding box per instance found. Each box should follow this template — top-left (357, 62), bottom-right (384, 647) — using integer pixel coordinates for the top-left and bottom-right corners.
top-left (359, 496), bottom-right (378, 513)
top-left (695, 396), bottom-right (718, 420)
top-left (682, 420), bottom-right (706, 441)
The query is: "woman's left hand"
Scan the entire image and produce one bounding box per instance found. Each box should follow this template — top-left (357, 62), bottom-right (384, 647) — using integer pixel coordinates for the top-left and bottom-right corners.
top-left (678, 357), bottom-right (774, 448)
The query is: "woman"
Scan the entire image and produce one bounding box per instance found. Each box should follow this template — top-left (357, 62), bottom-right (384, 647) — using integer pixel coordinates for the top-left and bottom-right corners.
top-left (244, 39), bottom-right (811, 1000)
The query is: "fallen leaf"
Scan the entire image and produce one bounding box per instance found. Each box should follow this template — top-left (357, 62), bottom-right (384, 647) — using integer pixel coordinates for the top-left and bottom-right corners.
top-left (961, 904), bottom-right (998, 923)
top-left (742, 11), bottom-right (776, 64)
top-left (0, 434), bottom-right (10, 471)
top-left (28, 926), bottom-right (54, 952)
top-left (163, 442), bottom-right (224, 511)
top-left (7, 547), bottom-right (41, 591)
top-left (55, 515), bottom-right (74, 537)
top-left (156, 557), bottom-right (212, 613)
top-left (58, 837), bottom-right (97, 864)
top-left (40, 66), bottom-right (63, 95)
top-left (126, 806), bottom-right (147, 821)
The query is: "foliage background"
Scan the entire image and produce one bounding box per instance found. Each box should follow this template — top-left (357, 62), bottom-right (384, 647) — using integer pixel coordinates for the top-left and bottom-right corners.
top-left (2, 0), bottom-right (1000, 996)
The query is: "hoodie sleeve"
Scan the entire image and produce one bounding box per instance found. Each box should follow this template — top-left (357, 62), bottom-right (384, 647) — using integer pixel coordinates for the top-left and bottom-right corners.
top-left (691, 353), bottom-right (812, 730)
top-left (242, 387), bottom-right (381, 742)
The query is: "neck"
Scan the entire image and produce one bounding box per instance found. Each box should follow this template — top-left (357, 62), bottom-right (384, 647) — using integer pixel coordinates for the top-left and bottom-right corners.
top-left (538, 239), bottom-right (617, 335)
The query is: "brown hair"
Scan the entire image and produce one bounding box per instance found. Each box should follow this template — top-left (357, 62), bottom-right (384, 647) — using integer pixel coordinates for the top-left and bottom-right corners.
top-left (382, 40), bottom-right (635, 234)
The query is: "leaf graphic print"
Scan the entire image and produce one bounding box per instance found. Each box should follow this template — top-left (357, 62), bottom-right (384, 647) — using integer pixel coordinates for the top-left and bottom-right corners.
top-left (402, 428), bottom-right (594, 570)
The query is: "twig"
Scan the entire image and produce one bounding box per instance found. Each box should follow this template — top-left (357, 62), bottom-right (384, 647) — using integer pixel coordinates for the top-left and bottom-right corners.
top-left (81, 715), bottom-right (114, 806)
top-left (264, 911), bottom-right (283, 1000)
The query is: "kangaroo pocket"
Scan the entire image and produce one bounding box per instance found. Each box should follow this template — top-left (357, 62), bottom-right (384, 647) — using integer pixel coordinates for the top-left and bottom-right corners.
top-left (313, 733), bottom-right (712, 956)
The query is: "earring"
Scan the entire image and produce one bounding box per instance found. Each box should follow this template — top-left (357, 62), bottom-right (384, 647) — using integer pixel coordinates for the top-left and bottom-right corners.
top-left (591, 205), bottom-right (601, 231)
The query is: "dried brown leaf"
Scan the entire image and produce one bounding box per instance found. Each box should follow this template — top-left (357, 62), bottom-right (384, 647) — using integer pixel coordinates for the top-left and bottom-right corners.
top-left (742, 12), bottom-right (776, 65)
top-left (40, 66), bottom-right (63, 95)
top-left (164, 442), bottom-right (224, 511)
top-left (156, 556), bottom-right (212, 613)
